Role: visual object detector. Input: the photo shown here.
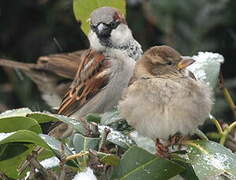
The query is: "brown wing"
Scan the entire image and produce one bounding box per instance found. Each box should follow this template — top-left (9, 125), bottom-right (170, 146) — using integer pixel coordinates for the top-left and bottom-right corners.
top-left (57, 49), bottom-right (111, 116)
top-left (36, 50), bottom-right (88, 79)
top-left (0, 50), bottom-right (89, 105)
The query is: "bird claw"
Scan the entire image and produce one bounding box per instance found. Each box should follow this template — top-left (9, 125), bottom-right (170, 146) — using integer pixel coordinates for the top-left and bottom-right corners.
top-left (155, 139), bottom-right (170, 158)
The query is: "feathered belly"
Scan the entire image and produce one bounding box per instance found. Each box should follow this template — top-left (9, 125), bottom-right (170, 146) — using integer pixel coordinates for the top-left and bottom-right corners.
top-left (118, 78), bottom-right (212, 140)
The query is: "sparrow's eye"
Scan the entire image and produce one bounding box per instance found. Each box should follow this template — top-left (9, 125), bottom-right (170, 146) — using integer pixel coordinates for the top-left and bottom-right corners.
top-left (90, 24), bottom-right (97, 31)
top-left (109, 21), bottom-right (120, 29)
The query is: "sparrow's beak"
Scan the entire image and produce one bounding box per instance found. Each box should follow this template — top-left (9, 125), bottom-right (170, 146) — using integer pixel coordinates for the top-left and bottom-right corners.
top-left (177, 58), bottom-right (195, 70)
top-left (96, 23), bottom-right (111, 37)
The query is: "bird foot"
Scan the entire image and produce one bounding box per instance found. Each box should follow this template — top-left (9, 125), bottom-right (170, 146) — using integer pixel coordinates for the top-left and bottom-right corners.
top-left (155, 139), bottom-right (170, 158)
top-left (168, 135), bottom-right (187, 151)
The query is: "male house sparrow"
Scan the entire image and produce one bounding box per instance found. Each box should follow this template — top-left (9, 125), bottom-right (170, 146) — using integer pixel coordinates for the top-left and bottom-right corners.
top-left (0, 7), bottom-right (142, 109)
top-left (49, 6), bottom-right (142, 137)
top-left (118, 45), bottom-right (213, 156)
top-left (19, 6), bottom-right (142, 172)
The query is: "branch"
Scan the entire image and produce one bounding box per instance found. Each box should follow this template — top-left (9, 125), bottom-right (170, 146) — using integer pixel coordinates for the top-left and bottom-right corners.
top-left (219, 72), bottom-right (236, 120)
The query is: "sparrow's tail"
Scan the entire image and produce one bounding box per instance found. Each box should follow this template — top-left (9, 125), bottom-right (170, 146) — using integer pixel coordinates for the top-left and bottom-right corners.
top-left (0, 58), bottom-right (35, 71)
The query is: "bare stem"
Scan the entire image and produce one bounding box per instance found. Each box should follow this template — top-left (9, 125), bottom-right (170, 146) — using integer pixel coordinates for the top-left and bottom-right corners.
top-left (65, 152), bottom-right (89, 162)
top-left (210, 116), bottom-right (223, 135)
top-left (219, 72), bottom-right (236, 120)
top-left (98, 127), bottom-right (111, 151)
top-left (221, 121), bottom-right (236, 145)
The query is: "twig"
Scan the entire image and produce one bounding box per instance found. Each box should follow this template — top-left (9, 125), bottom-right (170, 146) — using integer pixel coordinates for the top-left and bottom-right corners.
top-left (210, 116), bottom-right (223, 135)
top-left (80, 117), bottom-right (93, 137)
top-left (0, 172), bottom-right (14, 180)
top-left (59, 143), bottom-right (66, 180)
top-left (210, 115), bottom-right (236, 145)
top-left (65, 152), bottom-right (89, 162)
top-left (220, 121), bottom-right (236, 145)
top-left (219, 72), bottom-right (236, 120)
top-left (98, 127), bottom-right (111, 151)
top-left (26, 151), bottom-right (50, 179)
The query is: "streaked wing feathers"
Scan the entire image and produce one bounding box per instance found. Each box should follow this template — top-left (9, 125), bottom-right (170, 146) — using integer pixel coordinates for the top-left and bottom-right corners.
top-left (57, 50), bottom-right (111, 116)
top-left (36, 50), bottom-right (88, 79)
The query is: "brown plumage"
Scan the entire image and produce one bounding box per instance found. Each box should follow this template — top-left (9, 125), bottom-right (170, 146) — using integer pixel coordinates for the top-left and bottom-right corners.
top-left (18, 6), bottom-right (141, 173)
top-left (118, 45), bottom-right (213, 156)
top-left (0, 50), bottom-right (87, 107)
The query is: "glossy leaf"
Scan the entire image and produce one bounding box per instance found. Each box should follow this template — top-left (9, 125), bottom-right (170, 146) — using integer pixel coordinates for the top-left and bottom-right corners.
top-left (98, 125), bottom-right (134, 149)
top-left (129, 131), bottom-right (156, 154)
top-left (100, 109), bottom-right (123, 125)
top-left (97, 152), bottom-right (120, 166)
top-left (86, 113), bottom-right (101, 123)
top-left (112, 146), bottom-right (184, 180)
top-left (0, 130), bottom-right (51, 150)
top-left (0, 108), bottom-right (32, 118)
top-left (53, 114), bottom-right (86, 135)
top-left (180, 140), bottom-right (236, 179)
top-left (0, 116), bottom-right (42, 134)
top-left (27, 112), bottom-right (59, 124)
top-left (72, 133), bottom-right (100, 153)
top-left (39, 134), bottom-right (73, 156)
top-left (0, 143), bottom-right (29, 161)
top-left (73, 0), bottom-right (126, 34)
top-left (0, 145), bottom-right (34, 179)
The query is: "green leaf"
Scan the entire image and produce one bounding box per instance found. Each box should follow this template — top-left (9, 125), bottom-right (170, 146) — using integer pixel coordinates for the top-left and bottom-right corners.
top-left (39, 134), bottom-right (73, 156)
top-left (53, 114), bottom-right (86, 135)
top-left (0, 108), bottom-right (32, 118)
top-left (27, 112), bottom-right (59, 124)
top-left (180, 140), bottom-right (236, 179)
top-left (129, 131), bottom-right (156, 154)
top-left (0, 130), bottom-right (51, 150)
top-left (0, 116), bottom-right (42, 134)
top-left (97, 152), bottom-right (120, 166)
top-left (0, 145), bottom-right (34, 179)
top-left (86, 113), bottom-right (101, 123)
top-left (73, 0), bottom-right (126, 34)
top-left (173, 160), bottom-right (199, 180)
top-left (0, 143), bottom-right (28, 161)
top-left (112, 146), bottom-right (185, 180)
top-left (72, 133), bottom-right (100, 153)
top-left (100, 109), bottom-right (123, 125)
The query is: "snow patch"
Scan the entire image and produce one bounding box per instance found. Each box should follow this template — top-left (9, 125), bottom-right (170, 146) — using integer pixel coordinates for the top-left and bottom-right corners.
top-left (73, 167), bottom-right (97, 180)
top-left (186, 52), bottom-right (224, 88)
top-left (40, 157), bottom-right (60, 169)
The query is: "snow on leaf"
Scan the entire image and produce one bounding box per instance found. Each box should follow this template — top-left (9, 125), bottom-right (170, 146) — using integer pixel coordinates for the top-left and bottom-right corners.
top-left (40, 156), bottom-right (60, 169)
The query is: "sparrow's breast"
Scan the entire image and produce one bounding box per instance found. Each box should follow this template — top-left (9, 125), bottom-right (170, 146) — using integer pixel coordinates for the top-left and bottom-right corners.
top-left (119, 77), bottom-right (213, 139)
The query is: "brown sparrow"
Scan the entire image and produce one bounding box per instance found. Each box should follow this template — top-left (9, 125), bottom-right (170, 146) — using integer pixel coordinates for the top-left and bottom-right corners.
top-left (0, 7), bottom-right (142, 109)
top-left (19, 7), bottom-right (142, 172)
top-left (48, 6), bottom-right (143, 138)
top-left (118, 45), bottom-right (213, 156)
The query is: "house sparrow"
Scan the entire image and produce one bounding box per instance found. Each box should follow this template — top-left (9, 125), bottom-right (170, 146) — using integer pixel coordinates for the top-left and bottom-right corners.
top-left (0, 7), bottom-right (142, 109)
top-left (118, 45), bottom-right (213, 156)
top-left (18, 7), bottom-right (142, 172)
top-left (49, 6), bottom-right (142, 137)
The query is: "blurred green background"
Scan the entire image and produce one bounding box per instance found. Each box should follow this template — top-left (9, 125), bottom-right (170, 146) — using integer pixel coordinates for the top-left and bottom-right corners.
top-left (0, 0), bottom-right (235, 123)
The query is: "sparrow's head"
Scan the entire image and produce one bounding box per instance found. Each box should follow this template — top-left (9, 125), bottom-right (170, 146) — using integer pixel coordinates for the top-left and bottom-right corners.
top-left (88, 7), bottom-right (134, 51)
top-left (135, 46), bottom-right (195, 77)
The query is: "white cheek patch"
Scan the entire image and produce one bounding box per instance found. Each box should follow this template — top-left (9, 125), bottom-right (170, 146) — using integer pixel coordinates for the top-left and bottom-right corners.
top-left (110, 24), bottom-right (133, 45)
top-left (88, 31), bottom-right (105, 51)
